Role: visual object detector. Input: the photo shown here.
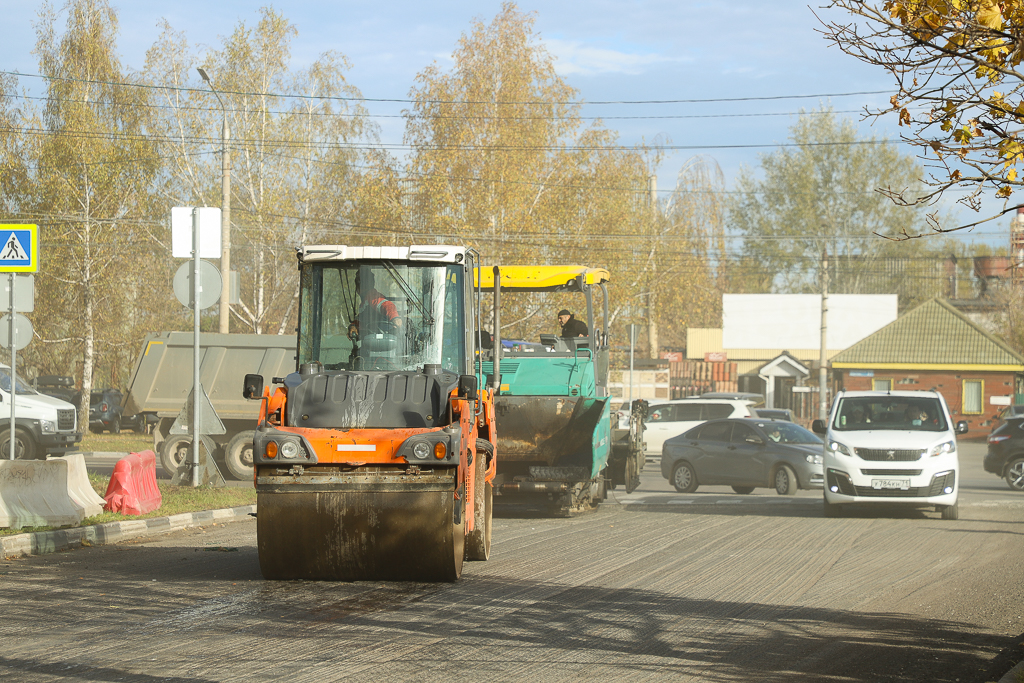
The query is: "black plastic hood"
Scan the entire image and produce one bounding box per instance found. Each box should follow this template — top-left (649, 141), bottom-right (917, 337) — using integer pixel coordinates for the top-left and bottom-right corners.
top-left (285, 367), bottom-right (459, 430)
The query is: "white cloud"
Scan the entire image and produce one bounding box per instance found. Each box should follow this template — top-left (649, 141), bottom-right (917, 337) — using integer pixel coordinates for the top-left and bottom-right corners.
top-left (543, 38), bottom-right (686, 76)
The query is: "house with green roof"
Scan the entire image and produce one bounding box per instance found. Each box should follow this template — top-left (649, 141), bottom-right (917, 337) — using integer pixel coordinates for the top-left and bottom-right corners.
top-left (831, 298), bottom-right (1024, 437)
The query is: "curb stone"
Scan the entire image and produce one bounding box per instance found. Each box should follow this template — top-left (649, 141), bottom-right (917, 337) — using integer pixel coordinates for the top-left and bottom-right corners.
top-left (0, 505), bottom-right (256, 558)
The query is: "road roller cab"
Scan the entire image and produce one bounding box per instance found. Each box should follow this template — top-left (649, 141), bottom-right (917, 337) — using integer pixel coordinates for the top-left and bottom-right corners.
top-left (247, 245), bottom-right (496, 581)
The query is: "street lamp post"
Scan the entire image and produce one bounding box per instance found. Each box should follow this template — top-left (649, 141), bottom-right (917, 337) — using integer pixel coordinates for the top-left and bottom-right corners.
top-left (197, 67), bottom-right (232, 334)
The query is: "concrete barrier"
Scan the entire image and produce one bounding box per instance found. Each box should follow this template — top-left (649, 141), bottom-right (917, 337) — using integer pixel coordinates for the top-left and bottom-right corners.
top-left (0, 454), bottom-right (104, 529)
top-left (60, 454), bottom-right (105, 519)
top-left (103, 450), bottom-right (162, 516)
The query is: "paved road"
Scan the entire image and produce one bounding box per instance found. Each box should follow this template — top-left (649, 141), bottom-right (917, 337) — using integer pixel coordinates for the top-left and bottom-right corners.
top-left (1, 442), bottom-right (1021, 682)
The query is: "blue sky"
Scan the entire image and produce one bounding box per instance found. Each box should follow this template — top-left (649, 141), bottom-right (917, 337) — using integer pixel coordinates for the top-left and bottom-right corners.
top-left (0, 0), bottom-right (1008, 246)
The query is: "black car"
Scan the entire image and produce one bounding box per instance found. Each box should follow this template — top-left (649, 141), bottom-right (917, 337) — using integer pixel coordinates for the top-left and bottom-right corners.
top-left (985, 417), bottom-right (1024, 491)
top-left (660, 418), bottom-right (824, 495)
top-left (89, 389), bottom-right (125, 434)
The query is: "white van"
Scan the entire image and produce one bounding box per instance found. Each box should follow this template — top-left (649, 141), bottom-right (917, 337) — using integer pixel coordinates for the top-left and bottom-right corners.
top-left (812, 390), bottom-right (968, 519)
top-left (0, 365), bottom-right (82, 459)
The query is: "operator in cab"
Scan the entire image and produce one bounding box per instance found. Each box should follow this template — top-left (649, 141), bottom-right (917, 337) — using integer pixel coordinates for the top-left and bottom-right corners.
top-left (348, 269), bottom-right (402, 339)
top-left (557, 309), bottom-right (588, 338)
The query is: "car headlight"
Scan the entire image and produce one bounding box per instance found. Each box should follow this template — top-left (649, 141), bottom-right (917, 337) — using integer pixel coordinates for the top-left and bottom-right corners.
top-left (927, 440), bottom-right (955, 457)
top-left (39, 420), bottom-right (56, 434)
top-left (828, 440), bottom-right (853, 457)
top-left (805, 453), bottom-right (823, 465)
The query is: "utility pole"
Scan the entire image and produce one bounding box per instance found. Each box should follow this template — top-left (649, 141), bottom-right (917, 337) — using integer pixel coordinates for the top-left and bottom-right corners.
top-left (819, 248), bottom-right (829, 421)
top-left (198, 67), bottom-right (232, 334)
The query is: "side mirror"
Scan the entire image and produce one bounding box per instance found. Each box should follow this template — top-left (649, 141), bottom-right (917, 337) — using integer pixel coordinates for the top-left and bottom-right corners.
top-left (459, 374), bottom-right (478, 401)
top-left (811, 419), bottom-right (826, 435)
top-left (955, 420), bottom-right (969, 435)
top-left (243, 374), bottom-right (264, 400)
top-left (745, 436), bottom-right (763, 445)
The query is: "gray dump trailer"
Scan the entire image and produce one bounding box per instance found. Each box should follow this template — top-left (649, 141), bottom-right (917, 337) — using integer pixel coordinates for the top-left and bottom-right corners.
top-left (123, 332), bottom-right (296, 479)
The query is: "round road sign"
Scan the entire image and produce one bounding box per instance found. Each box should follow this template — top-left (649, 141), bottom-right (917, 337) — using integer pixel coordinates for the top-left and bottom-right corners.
top-left (0, 313), bottom-right (32, 350)
top-left (173, 260), bottom-right (222, 309)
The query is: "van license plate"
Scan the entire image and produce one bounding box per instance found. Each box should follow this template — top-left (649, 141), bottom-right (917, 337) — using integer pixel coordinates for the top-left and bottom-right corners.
top-left (871, 479), bottom-right (910, 490)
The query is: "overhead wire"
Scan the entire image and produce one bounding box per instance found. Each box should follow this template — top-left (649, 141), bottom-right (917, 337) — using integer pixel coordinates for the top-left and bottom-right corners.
top-left (1, 71), bottom-right (892, 106)
top-left (3, 92), bottom-right (867, 122)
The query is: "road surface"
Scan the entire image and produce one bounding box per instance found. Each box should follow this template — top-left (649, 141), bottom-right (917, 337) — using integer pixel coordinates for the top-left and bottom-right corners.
top-left (0, 442), bottom-right (1021, 682)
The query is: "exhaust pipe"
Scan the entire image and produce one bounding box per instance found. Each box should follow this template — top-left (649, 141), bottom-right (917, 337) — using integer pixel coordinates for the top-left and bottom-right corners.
top-left (491, 266), bottom-right (501, 394)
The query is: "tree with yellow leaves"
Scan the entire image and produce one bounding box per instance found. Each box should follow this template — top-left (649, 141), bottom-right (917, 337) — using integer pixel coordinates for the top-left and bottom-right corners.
top-left (822, 0), bottom-right (1024, 230)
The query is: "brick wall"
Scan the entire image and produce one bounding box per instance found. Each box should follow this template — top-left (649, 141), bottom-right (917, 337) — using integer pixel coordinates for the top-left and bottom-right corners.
top-left (837, 369), bottom-right (1017, 439)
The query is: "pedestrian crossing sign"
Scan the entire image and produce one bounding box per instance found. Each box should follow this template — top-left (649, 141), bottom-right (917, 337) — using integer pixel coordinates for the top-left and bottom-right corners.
top-left (0, 225), bottom-right (37, 272)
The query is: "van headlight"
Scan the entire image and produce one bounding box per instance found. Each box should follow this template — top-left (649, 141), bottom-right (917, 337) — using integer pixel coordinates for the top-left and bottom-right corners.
top-left (829, 440), bottom-right (853, 457)
top-left (927, 440), bottom-right (955, 457)
top-left (39, 420), bottom-right (56, 434)
top-left (805, 454), bottom-right (823, 465)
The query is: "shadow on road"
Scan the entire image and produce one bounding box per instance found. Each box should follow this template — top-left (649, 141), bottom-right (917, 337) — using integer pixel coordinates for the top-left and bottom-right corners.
top-left (0, 542), bottom-right (1015, 683)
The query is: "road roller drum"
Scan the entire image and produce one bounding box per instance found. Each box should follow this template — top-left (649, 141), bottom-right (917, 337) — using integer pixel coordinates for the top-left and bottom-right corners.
top-left (257, 468), bottom-right (464, 581)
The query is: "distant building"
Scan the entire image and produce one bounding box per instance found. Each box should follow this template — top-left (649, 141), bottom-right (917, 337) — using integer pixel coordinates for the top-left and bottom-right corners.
top-left (687, 294), bottom-right (899, 411)
top-left (830, 298), bottom-right (1024, 438)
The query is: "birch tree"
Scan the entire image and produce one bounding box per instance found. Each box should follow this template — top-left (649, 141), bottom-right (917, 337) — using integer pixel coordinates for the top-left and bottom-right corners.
top-left (404, 2), bottom-right (652, 342)
top-left (30, 0), bottom-right (159, 426)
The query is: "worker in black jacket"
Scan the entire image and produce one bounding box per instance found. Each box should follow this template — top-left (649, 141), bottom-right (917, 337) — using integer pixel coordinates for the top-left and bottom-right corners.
top-left (557, 309), bottom-right (588, 338)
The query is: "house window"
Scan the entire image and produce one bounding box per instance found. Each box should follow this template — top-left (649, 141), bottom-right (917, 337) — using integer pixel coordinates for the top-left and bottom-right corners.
top-left (873, 379), bottom-right (892, 391)
top-left (963, 380), bottom-right (983, 414)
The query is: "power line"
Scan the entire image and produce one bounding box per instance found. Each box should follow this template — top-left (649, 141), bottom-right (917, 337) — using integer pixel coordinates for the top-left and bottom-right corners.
top-left (7, 123), bottom-right (909, 153)
top-left (2, 71), bottom-right (892, 106)
top-left (4, 92), bottom-right (866, 122)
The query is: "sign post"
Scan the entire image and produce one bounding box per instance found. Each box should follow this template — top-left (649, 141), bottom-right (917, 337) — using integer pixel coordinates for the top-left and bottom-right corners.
top-left (170, 208), bottom-right (224, 486)
top-left (0, 225), bottom-right (38, 460)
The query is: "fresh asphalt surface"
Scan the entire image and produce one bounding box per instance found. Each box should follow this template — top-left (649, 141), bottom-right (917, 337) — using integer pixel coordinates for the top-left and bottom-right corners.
top-left (0, 441), bottom-right (1020, 682)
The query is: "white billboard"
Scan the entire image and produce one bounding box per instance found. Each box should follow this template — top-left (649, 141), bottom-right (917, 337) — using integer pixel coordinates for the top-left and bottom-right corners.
top-left (722, 294), bottom-right (898, 350)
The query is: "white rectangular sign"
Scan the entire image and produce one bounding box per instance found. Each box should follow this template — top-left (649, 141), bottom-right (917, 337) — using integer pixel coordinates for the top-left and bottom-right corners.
top-left (171, 207), bottom-right (222, 259)
top-left (723, 294), bottom-right (898, 350)
top-left (1, 273), bottom-right (33, 312)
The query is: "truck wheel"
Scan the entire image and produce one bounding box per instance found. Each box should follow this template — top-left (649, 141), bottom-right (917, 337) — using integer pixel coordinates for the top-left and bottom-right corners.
top-left (465, 448), bottom-right (492, 561)
top-left (109, 416), bottom-right (121, 434)
top-left (0, 428), bottom-right (38, 460)
top-left (224, 431), bottom-right (256, 481)
top-left (625, 448), bottom-right (640, 493)
top-left (160, 437), bottom-right (190, 476)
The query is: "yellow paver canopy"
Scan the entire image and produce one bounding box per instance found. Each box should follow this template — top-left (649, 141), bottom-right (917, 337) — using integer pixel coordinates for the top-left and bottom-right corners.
top-left (474, 265), bottom-right (610, 292)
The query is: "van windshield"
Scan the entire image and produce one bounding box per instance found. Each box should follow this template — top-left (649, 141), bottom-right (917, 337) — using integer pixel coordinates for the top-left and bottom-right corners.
top-left (0, 368), bottom-right (38, 395)
top-left (832, 396), bottom-right (947, 432)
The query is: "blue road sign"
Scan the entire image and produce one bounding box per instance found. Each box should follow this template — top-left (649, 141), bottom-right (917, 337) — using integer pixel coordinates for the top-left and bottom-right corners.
top-left (0, 225), bottom-right (38, 273)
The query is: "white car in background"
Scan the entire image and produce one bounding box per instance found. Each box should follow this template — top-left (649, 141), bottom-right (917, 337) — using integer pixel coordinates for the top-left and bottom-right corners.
top-left (812, 390), bottom-right (968, 519)
top-left (640, 397), bottom-right (759, 456)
